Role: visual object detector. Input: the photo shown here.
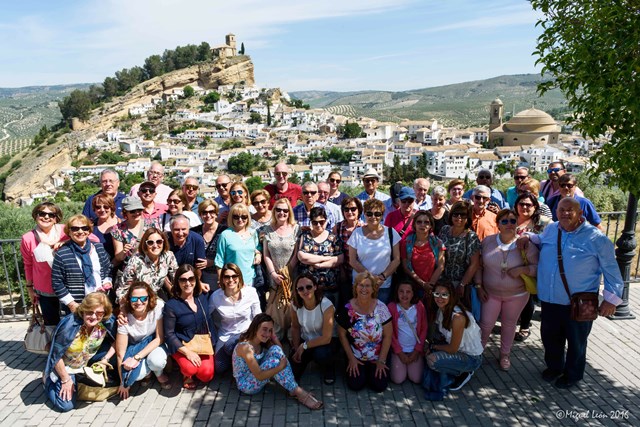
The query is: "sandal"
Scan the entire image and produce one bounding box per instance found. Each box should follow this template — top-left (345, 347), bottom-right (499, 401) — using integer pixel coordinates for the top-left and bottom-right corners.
top-left (141, 373), bottom-right (154, 387)
top-left (514, 329), bottom-right (530, 342)
top-left (296, 390), bottom-right (323, 410)
top-left (183, 377), bottom-right (197, 390)
top-left (157, 374), bottom-right (171, 390)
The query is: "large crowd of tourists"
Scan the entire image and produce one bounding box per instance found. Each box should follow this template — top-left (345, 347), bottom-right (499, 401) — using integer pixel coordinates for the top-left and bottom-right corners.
top-left (22, 161), bottom-right (623, 411)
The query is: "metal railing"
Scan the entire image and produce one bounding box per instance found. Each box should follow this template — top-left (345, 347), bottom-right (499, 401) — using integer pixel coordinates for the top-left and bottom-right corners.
top-left (1, 211), bottom-right (638, 321)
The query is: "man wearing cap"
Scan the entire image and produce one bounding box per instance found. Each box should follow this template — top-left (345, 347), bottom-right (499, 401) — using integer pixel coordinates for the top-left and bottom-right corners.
top-left (384, 187), bottom-right (417, 238)
top-left (182, 176), bottom-right (203, 213)
top-left (317, 181), bottom-right (343, 223)
top-left (356, 168), bottom-right (391, 204)
top-left (383, 182), bottom-right (404, 221)
top-left (129, 162), bottom-right (173, 204)
top-left (463, 169), bottom-right (508, 210)
top-left (414, 178), bottom-right (432, 211)
top-left (264, 162), bottom-right (302, 209)
top-left (293, 182), bottom-right (337, 229)
top-left (137, 181), bottom-right (167, 220)
top-left (83, 168), bottom-right (127, 220)
top-left (540, 161), bottom-right (583, 203)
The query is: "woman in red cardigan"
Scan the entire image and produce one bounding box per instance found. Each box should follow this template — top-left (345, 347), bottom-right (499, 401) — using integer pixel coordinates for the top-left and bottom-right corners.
top-left (387, 282), bottom-right (427, 384)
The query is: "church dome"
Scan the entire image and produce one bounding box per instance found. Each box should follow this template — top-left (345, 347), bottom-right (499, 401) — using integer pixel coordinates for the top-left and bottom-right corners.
top-left (504, 108), bottom-right (559, 132)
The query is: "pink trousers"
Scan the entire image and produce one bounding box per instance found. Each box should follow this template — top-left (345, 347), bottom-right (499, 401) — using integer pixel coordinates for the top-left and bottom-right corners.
top-left (390, 353), bottom-right (424, 384)
top-left (480, 292), bottom-right (530, 355)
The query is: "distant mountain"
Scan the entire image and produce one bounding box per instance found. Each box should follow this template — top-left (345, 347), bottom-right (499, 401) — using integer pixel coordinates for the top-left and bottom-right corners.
top-left (290, 74), bottom-right (568, 127)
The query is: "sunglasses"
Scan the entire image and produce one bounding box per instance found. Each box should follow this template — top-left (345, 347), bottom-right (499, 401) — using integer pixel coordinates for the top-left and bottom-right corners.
top-left (547, 167), bottom-right (564, 173)
top-left (451, 212), bottom-right (466, 218)
top-left (415, 220), bottom-right (431, 226)
top-left (252, 199), bottom-right (268, 206)
top-left (432, 292), bottom-right (450, 299)
top-left (216, 183), bottom-right (229, 189)
top-left (363, 179), bottom-right (377, 184)
top-left (302, 191), bottom-right (317, 196)
top-left (365, 211), bottom-right (383, 218)
top-left (474, 195), bottom-right (489, 201)
top-left (275, 207), bottom-right (289, 214)
top-left (400, 199), bottom-right (414, 204)
top-left (145, 239), bottom-right (164, 247)
top-left (70, 226), bottom-right (90, 232)
top-left (85, 310), bottom-right (105, 317)
top-left (184, 184), bottom-right (199, 191)
top-left (139, 188), bottom-right (155, 194)
top-left (178, 276), bottom-right (196, 284)
top-left (274, 172), bottom-right (288, 177)
top-left (230, 190), bottom-right (244, 196)
top-left (167, 198), bottom-right (182, 204)
top-left (94, 205), bottom-right (110, 211)
top-left (451, 187), bottom-right (464, 192)
top-left (202, 209), bottom-right (217, 216)
top-left (559, 183), bottom-right (575, 189)
top-left (499, 218), bottom-right (517, 225)
top-left (343, 206), bottom-right (358, 213)
top-left (329, 178), bottom-right (341, 184)
top-left (514, 175), bottom-right (528, 180)
top-left (477, 175), bottom-right (491, 179)
top-left (37, 211), bottom-right (57, 219)
top-left (233, 214), bottom-right (249, 221)
top-left (130, 296), bottom-right (149, 303)
top-left (223, 274), bottom-right (239, 280)
top-left (297, 284), bottom-right (314, 292)
top-left (518, 202), bottom-right (534, 209)
top-left (311, 220), bottom-right (326, 226)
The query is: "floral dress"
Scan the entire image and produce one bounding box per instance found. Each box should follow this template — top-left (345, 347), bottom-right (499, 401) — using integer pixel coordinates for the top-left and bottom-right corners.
top-left (297, 230), bottom-right (342, 291)
top-left (119, 251), bottom-right (178, 300)
top-left (438, 225), bottom-right (481, 285)
top-left (262, 224), bottom-right (300, 288)
top-left (336, 300), bottom-right (391, 361)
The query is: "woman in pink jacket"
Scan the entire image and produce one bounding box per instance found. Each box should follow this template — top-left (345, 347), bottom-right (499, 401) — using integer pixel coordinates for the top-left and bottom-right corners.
top-left (387, 281), bottom-right (427, 384)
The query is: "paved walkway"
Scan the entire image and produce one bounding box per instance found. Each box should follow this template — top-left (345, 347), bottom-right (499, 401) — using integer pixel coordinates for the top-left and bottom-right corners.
top-left (1, 285), bottom-right (639, 426)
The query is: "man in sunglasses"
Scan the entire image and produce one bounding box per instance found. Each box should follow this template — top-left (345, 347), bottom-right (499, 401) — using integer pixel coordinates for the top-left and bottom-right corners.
top-left (182, 176), bottom-right (203, 213)
top-left (137, 181), bottom-right (167, 220)
top-left (129, 162), bottom-right (173, 204)
top-left (356, 168), bottom-right (391, 205)
top-left (506, 167), bottom-right (530, 207)
top-left (546, 174), bottom-right (602, 229)
top-left (462, 169), bottom-right (508, 212)
top-left (214, 174), bottom-right (232, 222)
top-left (293, 182), bottom-right (337, 229)
top-left (82, 168), bottom-right (126, 221)
top-left (264, 162), bottom-right (302, 209)
top-left (540, 161), bottom-right (583, 203)
top-left (470, 185), bottom-right (498, 241)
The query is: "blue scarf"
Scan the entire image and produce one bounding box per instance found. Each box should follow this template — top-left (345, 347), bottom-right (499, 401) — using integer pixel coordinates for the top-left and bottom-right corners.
top-left (68, 240), bottom-right (96, 290)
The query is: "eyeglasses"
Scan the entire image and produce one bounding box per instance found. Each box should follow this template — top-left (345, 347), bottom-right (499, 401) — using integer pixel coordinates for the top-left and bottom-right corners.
top-left (477, 175), bottom-right (491, 179)
top-left (94, 205), bottom-right (110, 211)
top-left (139, 188), bottom-right (155, 194)
top-left (230, 190), bottom-right (244, 196)
top-left (559, 183), bottom-right (575, 189)
top-left (329, 178), bottom-right (341, 184)
top-left (547, 167), bottom-right (564, 173)
top-left (311, 220), bottom-right (326, 226)
top-left (297, 284), bottom-right (314, 292)
top-left (184, 184), bottom-right (199, 191)
top-left (275, 207), bottom-right (289, 214)
top-left (85, 310), bottom-right (105, 317)
top-left (130, 296), bottom-right (149, 303)
top-left (148, 170), bottom-right (163, 176)
top-left (70, 226), bottom-right (90, 232)
top-left (216, 182), bottom-right (229, 189)
top-left (274, 172), bottom-right (288, 177)
top-left (178, 276), bottom-right (196, 284)
top-left (400, 199), bottom-right (414, 204)
top-left (223, 274), bottom-right (239, 280)
top-left (499, 218), bottom-right (517, 225)
top-left (232, 214), bottom-right (249, 221)
top-left (252, 199), bottom-right (268, 206)
top-left (343, 206), bottom-right (358, 213)
top-left (365, 211), bottom-right (383, 218)
top-left (432, 292), bottom-right (450, 299)
top-left (363, 179), bottom-right (377, 184)
top-left (415, 220), bottom-right (431, 226)
top-left (167, 199), bottom-right (182, 204)
top-left (37, 211), bottom-right (57, 219)
top-left (302, 191), bottom-right (317, 196)
top-left (451, 212), bottom-right (466, 219)
top-left (202, 209), bottom-right (217, 216)
top-left (145, 239), bottom-right (164, 247)
top-left (514, 175), bottom-right (528, 180)
top-left (518, 202), bottom-right (534, 209)
top-left (474, 195), bottom-right (489, 201)
top-left (451, 187), bottom-right (463, 192)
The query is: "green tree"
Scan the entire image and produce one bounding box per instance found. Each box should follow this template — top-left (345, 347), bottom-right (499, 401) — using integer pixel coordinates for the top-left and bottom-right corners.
top-left (220, 139), bottom-right (243, 150)
top-left (203, 91), bottom-right (221, 104)
top-left (58, 89), bottom-right (94, 122)
top-left (183, 85), bottom-right (195, 98)
top-left (288, 155), bottom-right (299, 165)
top-left (239, 42), bottom-right (245, 55)
top-left (143, 55), bottom-right (165, 79)
top-left (245, 176), bottom-right (264, 193)
top-left (249, 112), bottom-right (262, 124)
top-left (532, 0), bottom-right (640, 193)
top-left (227, 152), bottom-right (265, 175)
top-left (102, 77), bottom-right (119, 98)
top-left (340, 122), bottom-right (362, 139)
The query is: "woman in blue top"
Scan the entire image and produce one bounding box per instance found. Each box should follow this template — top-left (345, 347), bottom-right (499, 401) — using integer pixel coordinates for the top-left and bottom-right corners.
top-left (215, 203), bottom-right (261, 286)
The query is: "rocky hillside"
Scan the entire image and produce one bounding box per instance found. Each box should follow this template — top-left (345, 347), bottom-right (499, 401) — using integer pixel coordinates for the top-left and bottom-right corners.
top-left (3, 55), bottom-right (255, 203)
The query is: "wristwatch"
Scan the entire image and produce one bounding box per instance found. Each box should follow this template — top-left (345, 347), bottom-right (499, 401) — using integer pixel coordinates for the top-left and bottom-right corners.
top-left (133, 354), bottom-right (141, 362)
top-left (302, 342), bottom-right (308, 350)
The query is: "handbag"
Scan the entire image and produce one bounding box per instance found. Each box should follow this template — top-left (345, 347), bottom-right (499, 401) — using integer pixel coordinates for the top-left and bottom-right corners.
top-left (77, 383), bottom-right (119, 401)
top-left (76, 361), bottom-right (118, 402)
top-left (24, 305), bottom-right (52, 355)
top-left (557, 228), bottom-right (599, 321)
top-left (519, 250), bottom-right (537, 295)
top-left (182, 298), bottom-right (214, 355)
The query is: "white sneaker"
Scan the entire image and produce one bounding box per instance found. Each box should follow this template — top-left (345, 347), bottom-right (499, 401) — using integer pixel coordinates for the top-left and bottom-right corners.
top-left (449, 371), bottom-right (474, 391)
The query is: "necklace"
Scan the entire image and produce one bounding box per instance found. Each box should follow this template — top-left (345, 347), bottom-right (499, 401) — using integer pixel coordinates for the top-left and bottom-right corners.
top-left (496, 234), bottom-right (516, 278)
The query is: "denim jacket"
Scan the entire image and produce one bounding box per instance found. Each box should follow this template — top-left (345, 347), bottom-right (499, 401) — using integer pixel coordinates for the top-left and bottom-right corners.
top-left (43, 313), bottom-right (117, 384)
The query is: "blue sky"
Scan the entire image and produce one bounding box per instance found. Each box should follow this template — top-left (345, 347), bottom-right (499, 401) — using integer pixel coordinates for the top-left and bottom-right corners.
top-left (0, 0), bottom-right (543, 91)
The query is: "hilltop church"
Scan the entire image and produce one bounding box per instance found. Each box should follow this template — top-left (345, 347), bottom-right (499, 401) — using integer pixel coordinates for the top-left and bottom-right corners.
top-left (487, 98), bottom-right (561, 148)
top-left (212, 34), bottom-right (238, 58)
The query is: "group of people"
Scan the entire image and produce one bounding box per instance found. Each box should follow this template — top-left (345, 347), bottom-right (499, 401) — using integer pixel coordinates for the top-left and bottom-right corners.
top-left (23, 160), bottom-right (624, 411)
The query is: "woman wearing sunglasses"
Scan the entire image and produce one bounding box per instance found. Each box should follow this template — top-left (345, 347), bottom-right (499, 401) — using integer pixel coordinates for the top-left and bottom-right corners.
top-left (52, 215), bottom-right (113, 314)
top-left (230, 182), bottom-right (256, 213)
top-left (347, 199), bottom-right (401, 304)
top-left (210, 263), bottom-right (261, 373)
top-left (160, 189), bottom-right (201, 232)
top-left (119, 228), bottom-right (177, 305)
top-left (423, 282), bottom-right (483, 400)
top-left (475, 209), bottom-right (539, 371)
top-left (250, 189), bottom-right (272, 230)
top-left (215, 203), bottom-right (261, 287)
top-left (116, 282), bottom-right (170, 399)
top-left (297, 207), bottom-right (343, 305)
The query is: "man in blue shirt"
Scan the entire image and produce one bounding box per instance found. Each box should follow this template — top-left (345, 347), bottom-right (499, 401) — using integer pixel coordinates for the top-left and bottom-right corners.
top-left (293, 182), bottom-right (337, 229)
top-left (522, 198), bottom-right (622, 389)
top-left (82, 169), bottom-right (127, 220)
top-left (546, 174), bottom-right (603, 230)
top-left (506, 167), bottom-right (529, 207)
top-left (167, 215), bottom-right (209, 291)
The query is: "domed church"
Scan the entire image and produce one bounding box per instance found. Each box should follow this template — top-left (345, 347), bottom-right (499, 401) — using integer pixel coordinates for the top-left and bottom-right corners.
top-left (487, 98), bottom-right (561, 147)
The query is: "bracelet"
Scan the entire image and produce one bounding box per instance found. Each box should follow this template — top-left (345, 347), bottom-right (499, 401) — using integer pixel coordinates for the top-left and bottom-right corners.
top-left (60, 378), bottom-right (71, 384)
top-left (380, 273), bottom-right (386, 279)
top-left (474, 283), bottom-right (483, 289)
top-left (26, 285), bottom-right (34, 288)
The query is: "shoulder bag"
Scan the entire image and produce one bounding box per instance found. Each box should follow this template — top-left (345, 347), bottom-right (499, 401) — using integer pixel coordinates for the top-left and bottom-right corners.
top-left (557, 228), bottom-right (599, 321)
top-left (182, 298), bottom-right (215, 355)
top-left (24, 305), bottom-right (52, 355)
top-left (519, 250), bottom-right (537, 295)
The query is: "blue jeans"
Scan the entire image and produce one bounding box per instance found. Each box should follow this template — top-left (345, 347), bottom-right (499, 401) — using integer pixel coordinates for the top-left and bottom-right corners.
top-left (423, 351), bottom-right (482, 400)
top-left (45, 375), bottom-right (77, 412)
top-left (377, 287), bottom-right (392, 304)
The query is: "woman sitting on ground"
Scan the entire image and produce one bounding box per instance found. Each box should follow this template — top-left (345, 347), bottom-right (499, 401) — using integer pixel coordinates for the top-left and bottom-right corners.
top-left (289, 274), bottom-right (335, 384)
top-left (232, 313), bottom-right (323, 409)
top-left (387, 281), bottom-right (427, 384)
top-left (116, 282), bottom-right (170, 399)
top-left (43, 292), bottom-right (117, 412)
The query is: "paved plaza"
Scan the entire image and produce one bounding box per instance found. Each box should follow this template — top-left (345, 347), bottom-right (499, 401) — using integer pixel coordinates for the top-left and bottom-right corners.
top-left (0, 285), bottom-right (638, 426)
